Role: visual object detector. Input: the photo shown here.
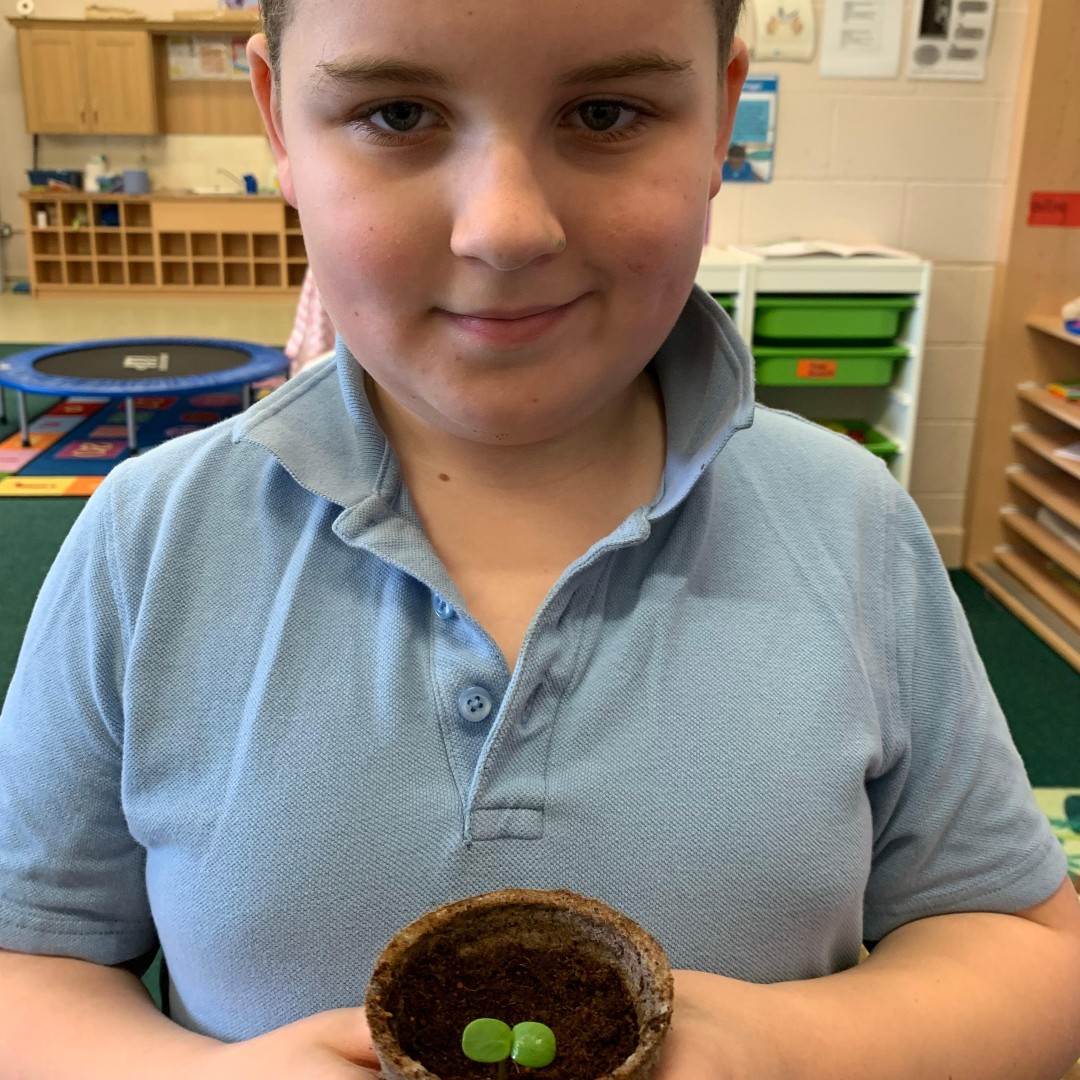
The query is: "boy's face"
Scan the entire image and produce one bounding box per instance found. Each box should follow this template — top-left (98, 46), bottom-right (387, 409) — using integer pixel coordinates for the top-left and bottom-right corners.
top-left (251, 0), bottom-right (747, 446)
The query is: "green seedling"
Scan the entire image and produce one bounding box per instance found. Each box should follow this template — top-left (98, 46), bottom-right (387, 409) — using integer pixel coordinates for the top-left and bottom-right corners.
top-left (461, 1017), bottom-right (556, 1078)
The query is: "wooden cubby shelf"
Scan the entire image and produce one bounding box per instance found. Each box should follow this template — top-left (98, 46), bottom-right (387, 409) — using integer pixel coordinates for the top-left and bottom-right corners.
top-left (21, 191), bottom-right (307, 296)
top-left (965, 0), bottom-right (1080, 676)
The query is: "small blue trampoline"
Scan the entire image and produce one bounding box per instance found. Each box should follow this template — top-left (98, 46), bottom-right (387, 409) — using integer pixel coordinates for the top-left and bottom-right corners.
top-left (0, 337), bottom-right (288, 452)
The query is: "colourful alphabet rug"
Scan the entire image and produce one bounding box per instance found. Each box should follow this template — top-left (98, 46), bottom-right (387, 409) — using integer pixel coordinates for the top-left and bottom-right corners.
top-left (0, 383), bottom-right (282, 497)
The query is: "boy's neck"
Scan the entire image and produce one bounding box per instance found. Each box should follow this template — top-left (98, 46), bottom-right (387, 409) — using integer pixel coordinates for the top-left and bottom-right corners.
top-left (365, 367), bottom-right (667, 504)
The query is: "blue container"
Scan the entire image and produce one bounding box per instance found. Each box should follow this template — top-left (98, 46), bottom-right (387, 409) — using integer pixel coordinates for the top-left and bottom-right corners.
top-left (122, 169), bottom-right (151, 195)
top-left (26, 169), bottom-right (84, 189)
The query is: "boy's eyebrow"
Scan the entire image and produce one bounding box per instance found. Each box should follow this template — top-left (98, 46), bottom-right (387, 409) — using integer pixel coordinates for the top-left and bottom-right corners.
top-left (315, 57), bottom-right (454, 90)
top-left (557, 52), bottom-right (696, 86)
top-left (313, 51), bottom-right (694, 91)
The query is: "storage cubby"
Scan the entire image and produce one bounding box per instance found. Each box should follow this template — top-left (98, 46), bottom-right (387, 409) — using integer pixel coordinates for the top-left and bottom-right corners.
top-left (60, 201), bottom-right (90, 228)
top-left (32, 231), bottom-right (60, 256)
top-left (122, 202), bottom-right (152, 229)
top-left (63, 231), bottom-right (92, 257)
top-left (159, 232), bottom-right (188, 257)
top-left (96, 260), bottom-right (125, 286)
top-left (253, 263), bottom-right (281, 287)
top-left (34, 259), bottom-right (63, 284)
top-left (125, 232), bottom-right (154, 257)
top-left (696, 248), bottom-right (930, 492)
top-left (128, 260), bottom-right (156, 285)
top-left (92, 202), bottom-right (120, 227)
top-left (252, 233), bottom-right (280, 259)
top-left (95, 231), bottom-right (123, 257)
top-left (66, 261), bottom-right (94, 285)
top-left (284, 206), bottom-right (301, 229)
top-left (223, 262), bottom-right (252, 287)
top-left (191, 232), bottom-right (219, 257)
top-left (192, 261), bottom-right (221, 286)
top-left (222, 233), bottom-right (251, 258)
top-left (21, 192), bottom-right (308, 295)
top-left (161, 260), bottom-right (190, 286)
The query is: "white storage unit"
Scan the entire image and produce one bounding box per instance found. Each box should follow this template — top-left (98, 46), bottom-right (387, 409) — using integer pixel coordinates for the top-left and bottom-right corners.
top-left (695, 249), bottom-right (932, 491)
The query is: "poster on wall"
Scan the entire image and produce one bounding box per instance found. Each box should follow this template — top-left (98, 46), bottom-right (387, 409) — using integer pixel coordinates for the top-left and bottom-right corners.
top-left (749, 0), bottom-right (817, 62)
top-left (907, 0), bottom-right (997, 81)
top-left (724, 76), bottom-right (778, 184)
top-left (820, 0), bottom-right (904, 79)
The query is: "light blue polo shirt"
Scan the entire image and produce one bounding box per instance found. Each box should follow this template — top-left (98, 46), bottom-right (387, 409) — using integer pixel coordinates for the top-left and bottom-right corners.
top-left (0, 286), bottom-right (1065, 1041)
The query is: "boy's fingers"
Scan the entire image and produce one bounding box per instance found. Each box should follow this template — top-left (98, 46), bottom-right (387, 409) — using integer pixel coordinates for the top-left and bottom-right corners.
top-left (308, 1006), bottom-right (381, 1067)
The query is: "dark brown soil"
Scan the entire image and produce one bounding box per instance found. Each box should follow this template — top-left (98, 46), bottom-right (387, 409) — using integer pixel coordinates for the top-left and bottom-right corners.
top-left (387, 938), bottom-right (639, 1080)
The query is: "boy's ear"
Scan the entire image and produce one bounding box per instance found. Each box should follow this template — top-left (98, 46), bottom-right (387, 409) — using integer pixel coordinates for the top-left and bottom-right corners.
top-left (248, 33), bottom-right (297, 207)
top-left (710, 36), bottom-right (750, 199)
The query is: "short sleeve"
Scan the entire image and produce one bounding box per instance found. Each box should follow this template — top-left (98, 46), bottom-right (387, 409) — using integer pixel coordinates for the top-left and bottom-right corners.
top-left (863, 485), bottom-right (1067, 943)
top-left (0, 475), bottom-right (156, 963)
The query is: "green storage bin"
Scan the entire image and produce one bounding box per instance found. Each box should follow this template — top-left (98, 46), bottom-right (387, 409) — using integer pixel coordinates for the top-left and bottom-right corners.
top-left (754, 345), bottom-right (907, 386)
top-left (754, 295), bottom-right (914, 342)
top-left (711, 294), bottom-right (736, 314)
top-left (816, 419), bottom-right (899, 460)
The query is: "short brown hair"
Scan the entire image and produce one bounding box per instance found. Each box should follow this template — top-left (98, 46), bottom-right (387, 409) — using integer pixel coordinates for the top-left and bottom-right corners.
top-left (260, 0), bottom-right (745, 81)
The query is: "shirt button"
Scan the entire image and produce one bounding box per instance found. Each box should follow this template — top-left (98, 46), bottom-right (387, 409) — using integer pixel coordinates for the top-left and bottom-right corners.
top-left (457, 686), bottom-right (494, 723)
top-left (433, 596), bottom-right (456, 621)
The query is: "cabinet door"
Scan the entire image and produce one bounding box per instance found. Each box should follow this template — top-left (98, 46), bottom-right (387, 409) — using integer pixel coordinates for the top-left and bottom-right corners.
top-left (84, 30), bottom-right (159, 135)
top-left (16, 28), bottom-right (89, 134)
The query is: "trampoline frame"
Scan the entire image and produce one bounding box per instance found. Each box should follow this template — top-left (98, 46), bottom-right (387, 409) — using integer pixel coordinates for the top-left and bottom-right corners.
top-left (0, 337), bottom-right (288, 453)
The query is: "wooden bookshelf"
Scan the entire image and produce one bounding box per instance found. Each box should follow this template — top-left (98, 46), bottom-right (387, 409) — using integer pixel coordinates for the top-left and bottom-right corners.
top-left (964, 0), bottom-right (1080, 675)
top-left (20, 191), bottom-right (306, 296)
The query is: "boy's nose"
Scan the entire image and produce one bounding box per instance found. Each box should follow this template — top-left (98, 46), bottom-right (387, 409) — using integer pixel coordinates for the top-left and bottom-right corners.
top-left (449, 145), bottom-right (567, 271)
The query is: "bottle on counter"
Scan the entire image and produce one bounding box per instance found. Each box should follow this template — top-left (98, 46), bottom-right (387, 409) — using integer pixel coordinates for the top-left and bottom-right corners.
top-left (83, 154), bottom-right (108, 193)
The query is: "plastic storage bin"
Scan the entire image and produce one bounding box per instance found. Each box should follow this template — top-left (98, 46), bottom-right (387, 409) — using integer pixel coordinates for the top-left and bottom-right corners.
top-left (753, 295), bottom-right (914, 343)
top-left (817, 419), bottom-right (899, 460)
top-left (711, 294), bottom-right (735, 314)
top-left (26, 169), bottom-right (84, 190)
top-left (753, 345), bottom-right (907, 386)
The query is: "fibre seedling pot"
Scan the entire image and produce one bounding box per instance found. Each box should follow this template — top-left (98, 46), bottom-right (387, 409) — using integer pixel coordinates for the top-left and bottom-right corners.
top-left (365, 889), bottom-right (674, 1080)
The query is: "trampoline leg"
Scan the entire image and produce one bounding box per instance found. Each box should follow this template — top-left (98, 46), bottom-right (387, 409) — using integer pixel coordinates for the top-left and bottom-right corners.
top-left (242, 384), bottom-right (253, 410)
top-left (125, 396), bottom-right (139, 455)
top-left (17, 391), bottom-right (30, 448)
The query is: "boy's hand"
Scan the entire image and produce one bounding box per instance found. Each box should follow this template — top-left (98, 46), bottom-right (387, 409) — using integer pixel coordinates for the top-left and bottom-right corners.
top-left (200, 1007), bottom-right (381, 1079)
top-left (655, 970), bottom-right (779, 1080)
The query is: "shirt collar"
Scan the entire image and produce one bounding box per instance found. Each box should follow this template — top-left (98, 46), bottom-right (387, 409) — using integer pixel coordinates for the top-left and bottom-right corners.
top-left (234, 283), bottom-right (755, 518)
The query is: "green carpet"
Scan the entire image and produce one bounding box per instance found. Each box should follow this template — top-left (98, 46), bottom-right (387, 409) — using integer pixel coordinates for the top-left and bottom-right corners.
top-left (1, 356), bottom-right (1078, 785)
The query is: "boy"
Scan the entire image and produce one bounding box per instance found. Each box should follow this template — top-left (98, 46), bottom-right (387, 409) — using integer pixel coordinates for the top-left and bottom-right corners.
top-left (1, 0), bottom-right (1079, 1077)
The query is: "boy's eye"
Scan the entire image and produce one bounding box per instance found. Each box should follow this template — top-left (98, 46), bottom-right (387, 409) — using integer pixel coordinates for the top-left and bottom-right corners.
top-left (569, 100), bottom-right (641, 134)
top-left (362, 101), bottom-right (438, 134)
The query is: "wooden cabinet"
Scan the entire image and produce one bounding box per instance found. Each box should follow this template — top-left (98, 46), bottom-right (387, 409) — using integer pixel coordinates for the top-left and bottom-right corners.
top-left (21, 192), bottom-right (307, 296)
top-left (964, 0), bottom-right (1080, 672)
top-left (16, 25), bottom-right (158, 135)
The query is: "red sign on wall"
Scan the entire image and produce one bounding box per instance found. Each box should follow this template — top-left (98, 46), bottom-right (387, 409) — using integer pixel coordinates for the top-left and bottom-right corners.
top-left (1028, 192), bottom-right (1080, 228)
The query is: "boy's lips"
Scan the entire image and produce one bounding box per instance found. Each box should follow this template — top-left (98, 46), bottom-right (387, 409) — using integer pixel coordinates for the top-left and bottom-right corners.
top-left (440, 295), bottom-right (586, 346)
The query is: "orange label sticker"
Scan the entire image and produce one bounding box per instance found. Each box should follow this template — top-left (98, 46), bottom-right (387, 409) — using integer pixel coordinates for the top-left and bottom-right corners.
top-left (795, 359), bottom-right (838, 380)
top-left (1028, 192), bottom-right (1080, 228)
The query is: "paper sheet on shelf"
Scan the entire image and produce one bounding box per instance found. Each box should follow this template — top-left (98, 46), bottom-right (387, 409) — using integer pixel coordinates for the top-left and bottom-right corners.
top-left (730, 240), bottom-right (917, 259)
